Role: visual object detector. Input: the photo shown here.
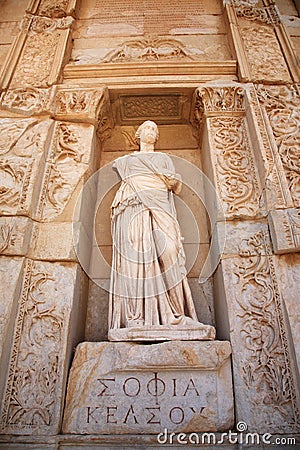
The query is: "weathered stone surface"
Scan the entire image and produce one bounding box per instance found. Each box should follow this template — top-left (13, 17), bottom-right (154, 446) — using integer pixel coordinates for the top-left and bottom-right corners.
top-left (0, 260), bottom-right (87, 435)
top-left (62, 340), bottom-right (233, 434)
top-left (0, 257), bottom-right (25, 406)
top-left (269, 208), bottom-right (300, 254)
top-left (0, 216), bottom-right (33, 256)
top-left (217, 228), bottom-right (300, 434)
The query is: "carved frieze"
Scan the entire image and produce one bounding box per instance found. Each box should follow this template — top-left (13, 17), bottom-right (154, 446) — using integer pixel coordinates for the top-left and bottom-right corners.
top-left (238, 22), bottom-right (290, 83)
top-left (269, 208), bottom-right (300, 254)
top-left (0, 259), bottom-right (82, 434)
top-left (257, 85), bottom-right (300, 207)
top-left (37, 121), bottom-right (95, 221)
top-left (37, 0), bottom-right (70, 18)
top-left (0, 119), bottom-right (52, 215)
top-left (116, 94), bottom-right (189, 125)
top-left (102, 37), bottom-right (204, 63)
top-left (232, 229), bottom-right (300, 431)
top-left (232, 1), bottom-right (280, 26)
top-left (10, 14), bottom-right (74, 88)
top-left (0, 87), bottom-right (56, 116)
top-left (0, 224), bottom-right (16, 254)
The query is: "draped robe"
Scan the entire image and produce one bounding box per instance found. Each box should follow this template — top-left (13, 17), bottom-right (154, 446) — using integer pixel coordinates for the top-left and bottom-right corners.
top-left (109, 151), bottom-right (199, 330)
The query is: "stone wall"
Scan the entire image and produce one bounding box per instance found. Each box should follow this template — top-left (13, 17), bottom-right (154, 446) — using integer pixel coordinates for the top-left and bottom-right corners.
top-left (0, 0), bottom-right (299, 447)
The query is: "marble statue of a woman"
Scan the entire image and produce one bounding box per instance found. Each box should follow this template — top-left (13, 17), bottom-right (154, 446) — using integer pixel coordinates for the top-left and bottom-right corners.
top-left (108, 120), bottom-right (215, 341)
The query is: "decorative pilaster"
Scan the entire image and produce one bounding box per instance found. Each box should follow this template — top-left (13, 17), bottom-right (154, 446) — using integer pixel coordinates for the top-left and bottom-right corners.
top-left (216, 223), bottom-right (300, 433)
top-left (193, 84), bottom-right (262, 219)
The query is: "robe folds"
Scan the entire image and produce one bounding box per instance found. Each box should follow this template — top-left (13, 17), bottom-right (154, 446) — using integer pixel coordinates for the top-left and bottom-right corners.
top-left (109, 151), bottom-right (199, 330)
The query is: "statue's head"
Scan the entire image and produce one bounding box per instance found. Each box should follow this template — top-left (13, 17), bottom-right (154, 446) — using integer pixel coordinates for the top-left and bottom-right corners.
top-left (135, 120), bottom-right (159, 146)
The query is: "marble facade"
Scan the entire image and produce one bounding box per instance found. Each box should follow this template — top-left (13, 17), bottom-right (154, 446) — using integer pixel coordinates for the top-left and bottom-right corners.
top-left (0, 0), bottom-right (299, 448)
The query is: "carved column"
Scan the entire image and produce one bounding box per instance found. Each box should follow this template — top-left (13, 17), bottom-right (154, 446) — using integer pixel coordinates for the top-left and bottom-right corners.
top-left (193, 83), bottom-right (300, 433)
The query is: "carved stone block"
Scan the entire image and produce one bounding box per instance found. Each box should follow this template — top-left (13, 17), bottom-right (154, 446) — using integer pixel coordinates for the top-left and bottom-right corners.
top-left (0, 87), bottom-right (56, 116)
top-left (217, 229), bottom-right (300, 433)
top-left (0, 119), bottom-right (53, 216)
top-left (36, 121), bottom-right (96, 221)
top-left (0, 257), bottom-right (25, 404)
top-left (269, 209), bottom-right (300, 254)
top-left (0, 216), bottom-right (33, 256)
top-left (62, 341), bottom-right (234, 434)
top-left (0, 259), bottom-right (86, 435)
top-left (54, 86), bottom-right (108, 125)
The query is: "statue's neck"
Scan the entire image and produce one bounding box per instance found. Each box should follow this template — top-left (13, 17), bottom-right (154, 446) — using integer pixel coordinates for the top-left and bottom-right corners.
top-left (140, 142), bottom-right (154, 152)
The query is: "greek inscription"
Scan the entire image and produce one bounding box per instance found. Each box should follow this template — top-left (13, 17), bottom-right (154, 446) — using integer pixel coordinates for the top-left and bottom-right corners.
top-left (123, 405), bottom-right (139, 424)
top-left (122, 377), bottom-right (141, 397)
top-left (87, 406), bottom-right (100, 424)
top-left (169, 407), bottom-right (185, 424)
top-left (146, 407), bottom-right (161, 424)
top-left (97, 378), bottom-right (115, 396)
top-left (183, 378), bottom-right (200, 396)
top-left (106, 406), bottom-right (117, 424)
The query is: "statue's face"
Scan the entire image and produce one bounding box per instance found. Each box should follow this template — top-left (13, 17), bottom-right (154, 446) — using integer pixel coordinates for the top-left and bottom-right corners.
top-left (140, 121), bottom-right (158, 145)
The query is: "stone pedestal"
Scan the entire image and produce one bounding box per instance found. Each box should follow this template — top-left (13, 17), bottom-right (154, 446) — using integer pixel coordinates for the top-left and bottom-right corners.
top-left (62, 340), bottom-right (234, 435)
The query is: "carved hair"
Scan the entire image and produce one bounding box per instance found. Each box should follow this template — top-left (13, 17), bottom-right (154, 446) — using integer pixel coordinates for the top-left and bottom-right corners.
top-left (135, 120), bottom-right (159, 142)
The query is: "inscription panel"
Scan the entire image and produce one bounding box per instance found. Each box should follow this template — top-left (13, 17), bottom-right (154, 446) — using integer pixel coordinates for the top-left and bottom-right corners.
top-left (62, 341), bottom-right (234, 434)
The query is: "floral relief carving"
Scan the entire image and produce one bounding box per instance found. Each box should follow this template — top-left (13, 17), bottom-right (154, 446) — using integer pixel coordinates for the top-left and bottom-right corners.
top-left (232, 0), bottom-right (280, 26)
top-left (195, 86), bottom-right (245, 114)
top-left (234, 230), bottom-right (300, 430)
top-left (257, 85), bottom-right (300, 206)
top-left (0, 260), bottom-right (63, 429)
top-left (239, 22), bottom-right (290, 82)
top-left (11, 33), bottom-right (60, 88)
top-left (37, 0), bottom-right (70, 18)
top-left (0, 224), bottom-right (16, 254)
top-left (102, 37), bottom-right (205, 63)
top-left (21, 14), bottom-right (74, 33)
top-left (0, 88), bottom-right (55, 115)
top-left (209, 116), bottom-right (261, 217)
top-left (0, 119), bottom-right (51, 215)
top-left (38, 122), bottom-right (88, 220)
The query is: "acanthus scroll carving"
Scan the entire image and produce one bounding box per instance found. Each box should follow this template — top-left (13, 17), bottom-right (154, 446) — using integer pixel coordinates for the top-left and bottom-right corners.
top-left (0, 119), bottom-right (51, 215)
top-left (0, 260), bottom-right (63, 428)
top-left (209, 116), bottom-right (261, 218)
top-left (232, 0), bottom-right (281, 26)
top-left (38, 122), bottom-right (90, 220)
top-left (239, 23), bottom-right (290, 82)
top-left (0, 224), bottom-right (16, 254)
top-left (193, 86), bottom-right (245, 137)
top-left (234, 230), bottom-right (300, 430)
top-left (256, 85), bottom-right (300, 207)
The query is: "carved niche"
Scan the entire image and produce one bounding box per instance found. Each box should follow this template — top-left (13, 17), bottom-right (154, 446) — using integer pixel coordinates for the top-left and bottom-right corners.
top-left (193, 86), bottom-right (261, 218)
top-left (233, 229), bottom-right (300, 431)
top-left (257, 85), bottom-right (300, 207)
